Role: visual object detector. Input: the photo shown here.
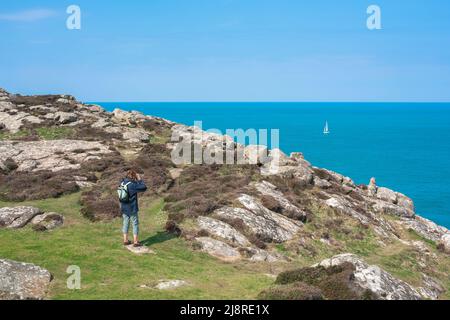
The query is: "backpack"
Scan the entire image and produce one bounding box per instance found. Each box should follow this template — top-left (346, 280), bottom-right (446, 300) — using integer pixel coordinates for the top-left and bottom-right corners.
top-left (117, 181), bottom-right (132, 203)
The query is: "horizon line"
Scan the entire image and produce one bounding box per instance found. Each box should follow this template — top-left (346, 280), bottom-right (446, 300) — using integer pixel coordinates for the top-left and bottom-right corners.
top-left (86, 100), bottom-right (450, 104)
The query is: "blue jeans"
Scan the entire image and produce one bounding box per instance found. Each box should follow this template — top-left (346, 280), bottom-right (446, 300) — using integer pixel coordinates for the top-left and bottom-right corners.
top-left (122, 213), bottom-right (139, 236)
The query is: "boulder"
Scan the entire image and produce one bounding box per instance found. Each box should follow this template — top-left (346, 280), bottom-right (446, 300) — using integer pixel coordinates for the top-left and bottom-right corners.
top-left (0, 140), bottom-right (112, 172)
top-left (376, 187), bottom-right (397, 203)
top-left (240, 247), bottom-right (286, 263)
top-left (214, 195), bottom-right (302, 243)
top-left (325, 197), bottom-right (370, 225)
top-left (440, 233), bottom-right (450, 253)
top-left (315, 254), bottom-right (422, 300)
top-left (241, 145), bottom-right (269, 165)
top-left (197, 216), bottom-right (250, 247)
top-left (0, 110), bottom-right (42, 133)
top-left (0, 259), bottom-right (52, 300)
top-left (417, 274), bottom-right (444, 300)
top-left (195, 237), bottom-right (241, 262)
top-left (372, 200), bottom-right (415, 218)
top-left (399, 215), bottom-right (448, 243)
top-left (0, 206), bottom-right (42, 229)
top-left (122, 128), bottom-right (150, 143)
top-left (252, 181), bottom-right (308, 220)
top-left (31, 213), bottom-right (64, 231)
top-left (54, 111), bottom-right (77, 124)
top-left (113, 109), bottom-right (147, 126)
top-left (313, 176), bottom-right (332, 189)
top-left (86, 104), bottom-right (105, 113)
top-left (261, 151), bottom-right (314, 185)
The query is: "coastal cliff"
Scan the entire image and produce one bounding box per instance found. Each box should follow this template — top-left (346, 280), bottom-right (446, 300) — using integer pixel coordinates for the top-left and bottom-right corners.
top-left (0, 87), bottom-right (449, 300)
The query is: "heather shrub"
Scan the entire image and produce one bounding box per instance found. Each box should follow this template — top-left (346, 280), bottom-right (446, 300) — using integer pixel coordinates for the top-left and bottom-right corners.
top-left (0, 170), bottom-right (80, 201)
top-left (80, 191), bottom-right (120, 221)
top-left (258, 282), bottom-right (324, 300)
top-left (165, 220), bottom-right (182, 236)
top-left (272, 262), bottom-right (377, 300)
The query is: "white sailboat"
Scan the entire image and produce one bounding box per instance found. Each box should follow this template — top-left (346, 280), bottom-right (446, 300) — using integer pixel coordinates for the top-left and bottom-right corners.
top-left (323, 121), bottom-right (330, 135)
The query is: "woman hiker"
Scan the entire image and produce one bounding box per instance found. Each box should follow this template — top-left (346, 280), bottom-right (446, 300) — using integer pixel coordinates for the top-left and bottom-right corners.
top-left (118, 169), bottom-right (148, 247)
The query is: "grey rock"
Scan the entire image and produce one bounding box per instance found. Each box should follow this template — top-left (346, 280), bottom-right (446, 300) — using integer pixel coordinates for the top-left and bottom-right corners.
top-left (240, 247), bottom-right (287, 263)
top-left (399, 215), bottom-right (448, 242)
top-left (417, 274), bottom-right (444, 300)
top-left (376, 187), bottom-right (398, 203)
top-left (0, 140), bottom-right (112, 172)
top-left (154, 280), bottom-right (187, 290)
top-left (54, 111), bottom-right (77, 124)
top-left (0, 110), bottom-right (42, 133)
top-left (313, 176), bottom-right (332, 189)
top-left (252, 181), bottom-right (308, 220)
top-left (125, 245), bottom-right (155, 255)
top-left (372, 199), bottom-right (415, 218)
top-left (440, 233), bottom-right (450, 253)
top-left (0, 259), bottom-right (52, 300)
top-left (0, 206), bottom-right (42, 229)
top-left (195, 237), bottom-right (241, 261)
top-left (316, 254), bottom-right (422, 300)
top-left (197, 216), bottom-right (250, 247)
top-left (242, 145), bottom-right (269, 165)
top-left (261, 150), bottom-right (314, 185)
top-left (214, 195), bottom-right (302, 243)
top-left (31, 213), bottom-right (64, 231)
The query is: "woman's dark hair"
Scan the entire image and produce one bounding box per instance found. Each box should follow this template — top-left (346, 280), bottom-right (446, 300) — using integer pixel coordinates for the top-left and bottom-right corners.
top-left (126, 169), bottom-right (139, 181)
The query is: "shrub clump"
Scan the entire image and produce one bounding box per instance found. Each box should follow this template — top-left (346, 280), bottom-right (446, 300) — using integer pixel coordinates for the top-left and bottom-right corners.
top-left (80, 190), bottom-right (120, 221)
top-left (258, 282), bottom-right (324, 300)
top-left (263, 262), bottom-right (377, 300)
top-left (164, 164), bottom-right (259, 218)
top-left (165, 220), bottom-right (182, 236)
top-left (0, 170), bottom-right (80, 201)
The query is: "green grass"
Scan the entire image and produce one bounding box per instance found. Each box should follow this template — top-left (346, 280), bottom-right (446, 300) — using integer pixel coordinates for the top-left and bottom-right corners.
top-left (0, 127), bottom-right (74, 141)
top-left (0, 129), bottom-right (31, 140)
top-left (36, 127), bottom-right (74, 140)
top-left (0, 193), bottom-right (273, 299)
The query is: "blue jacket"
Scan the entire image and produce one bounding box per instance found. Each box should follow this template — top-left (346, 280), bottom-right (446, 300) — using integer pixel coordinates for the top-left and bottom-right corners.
top-left (119, 178), bottom-right (147, 215)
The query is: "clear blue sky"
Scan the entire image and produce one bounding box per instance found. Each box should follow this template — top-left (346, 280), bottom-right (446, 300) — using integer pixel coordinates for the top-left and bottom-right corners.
top-left (1, 0), bottom-right (450, 102)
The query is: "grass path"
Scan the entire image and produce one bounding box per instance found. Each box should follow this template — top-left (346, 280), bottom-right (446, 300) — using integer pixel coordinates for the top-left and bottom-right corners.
top-left (0, 193), bottom-right (273, 299)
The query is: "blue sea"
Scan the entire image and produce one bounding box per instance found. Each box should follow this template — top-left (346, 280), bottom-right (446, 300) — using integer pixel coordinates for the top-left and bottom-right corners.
top-left (94, 102), bottom-right (450, 229)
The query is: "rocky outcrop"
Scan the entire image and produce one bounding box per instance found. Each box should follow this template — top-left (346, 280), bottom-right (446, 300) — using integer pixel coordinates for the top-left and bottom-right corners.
top-left (0, 206), bottom-right (42, 229)
top-left (417, 274), bottom-right (444, 300)
top-left (261, 149), bottom-right (314, 185)
top-left (440, 233), bottom-right (450, 253)
top-left (252, 181), bottom-right (308, 221)
top-left (195, 237), bottom-right (241, 262)
top-left (30, 213), bottom-right (64, 231)
top-left (399, 215), bottom-right (449, 243)
top-left (0, 259), bottom-right (52, 300)
top-left (315, 254), bottom-right (422, 300)
top-left (214, 194), bottom-right (302, 243)
top-left (0, 110), bottom-right (42, 133)
top-left (105, 126), bottom-right (150, 143)
top-left (0, 140), bottom-right (112, 172)
top-left (0, 207), bottom-right (64, 231)
top-left (197, 216), bottom-right (250, 247)
top-left (239, 247), bottom-right (286, 263)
